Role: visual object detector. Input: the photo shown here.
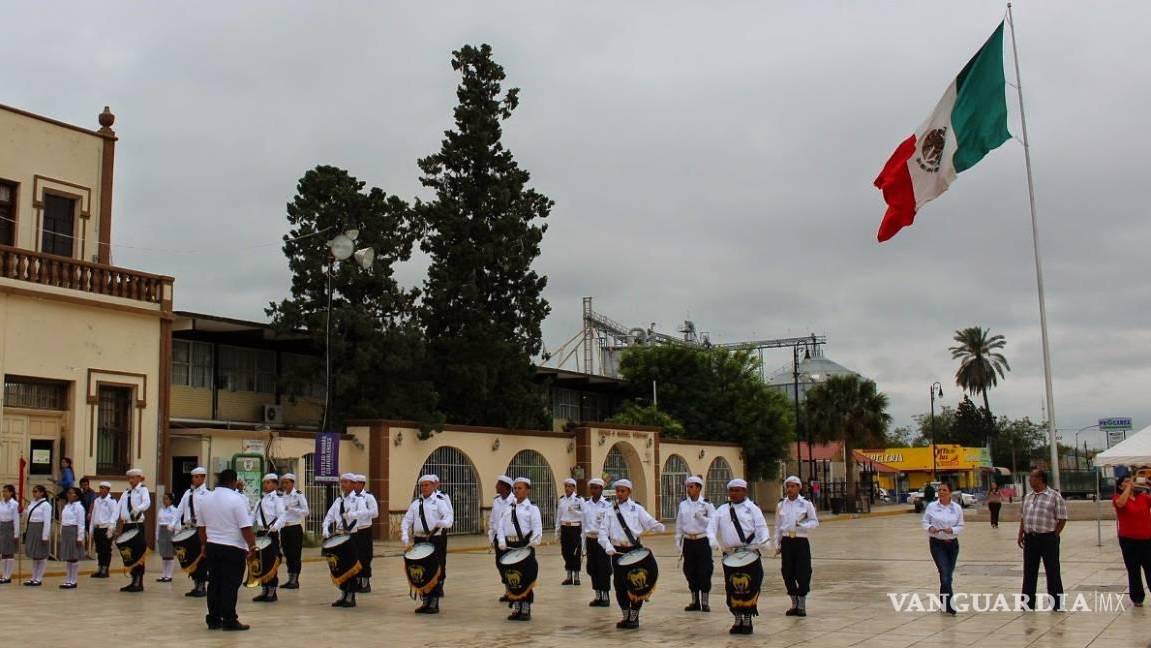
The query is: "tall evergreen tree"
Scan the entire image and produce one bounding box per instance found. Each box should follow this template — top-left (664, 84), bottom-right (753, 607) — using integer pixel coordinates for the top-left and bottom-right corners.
top-left (416, 44), bottom-right (552, 428)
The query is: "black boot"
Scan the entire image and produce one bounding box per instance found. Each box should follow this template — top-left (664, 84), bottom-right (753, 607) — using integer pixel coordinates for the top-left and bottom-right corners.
top-left (91, 565), bottom-right (108, 579)
top-left (507, 601), bottom-right (523, 621)
top-left (519, 601), bottom-right (532, 621)
top-left (252, 586), bottom-right (269, 602)
top-left (796, 595), bottom-right (808, 617)
top-left (574, 574), bottom-right (581, 586)
top-left (685, 590), bottom-right (702, 611)
top-left (599, 590), bottom-right (612, 607)
top-left (742, 614), bottom-right (755, 634)
top-left (281, 573), bottom-right (299, 590)
top-left (415, 596), bottom-right (432, 613)
top-left (360, 577), bottom-right (371, 593)
top-left (561, 571), bottom-right (574, 586)
top-left (730, 615), bottom-right (743, 635)
top-left (786, 594), bottom-right (799, 616)
top-left (701, 591), bottom-right (711, 612)
top-left (332, 590), bottom-right (349, 607)
top-left (345, 591), bottom-right (357, 608)
top-left (615, 609), bottom-right (630, 629)
top-left (264, 585), bottom-right (278, 602)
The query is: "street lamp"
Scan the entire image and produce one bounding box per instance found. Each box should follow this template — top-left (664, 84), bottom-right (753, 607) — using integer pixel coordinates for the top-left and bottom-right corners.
top-left (319, 229), bottom-right (375, 435)
top-left (792, 343), bottom-right (811, 482)
top-left (929, 382), bottom-right (944, 481)
top-left (1072, 424), bottom-right (1099, 471)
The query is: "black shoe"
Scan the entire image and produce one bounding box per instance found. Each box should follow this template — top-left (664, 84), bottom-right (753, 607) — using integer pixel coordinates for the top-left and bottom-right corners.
top-left (23, 580), bottom-right (42, 586)
top-left (574, 578), bottom-right (581, 586)
top-left (588, 599), bottom-right (600, 607)
top-left (59, 583), bottom-right (77, 589)
top-left (262, 592), bottom-right (278, 603)
top-left (596, 599), bottom-right (612, 608)
top-left (332, 596), bottom-right (349, 608)
top-left (561, 578), bottom-right (574, 586)
top-left (186, 588), bottom-right (206, 597)
top-left (252, 592), bottom-right (269, 602)
top-left (220, 622), bottom-right (250, 631)
top-left (205, 616), bottom-right (221, 630)
top-left (507, 610), bottom-right (523, 621)
top-left (622, 620), bottom-right (639, 629)
top-left (360, 584), bottom-right (371, 593)
top-left (415, 602), bottom-right (432, 614)
top-left (90, 569), bottom-right (107, 579)
top-left (155, 577), bottom-right (172, 583)
top-left (795, 609), bottom-right (807, 617)
top-left (282, 579), bottom-right (299, 590)
top-left (500, 594), bottom-right (511, 603)
top-left (0, 578), bottom-right (10, 584)
top-left (616, 619), bottom-right (630, 629)
top-left (741, 625), bottom-right (754, 635)
top-left (730, 624), bottom-right (742, 635)
top-left (685, 601), bottom-right (702, 611)
top-left (701, 603), bottom-right (711, 612)
top-left (785, 608), bottom-right (798, 616)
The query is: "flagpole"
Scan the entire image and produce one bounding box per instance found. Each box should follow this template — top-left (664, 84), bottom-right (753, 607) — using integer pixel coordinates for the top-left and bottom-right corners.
top-left (1006, 2), bottom-right (1060, 490)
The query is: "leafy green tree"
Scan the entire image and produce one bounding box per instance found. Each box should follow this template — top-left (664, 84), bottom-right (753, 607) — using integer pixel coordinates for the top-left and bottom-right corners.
top-left (267, 165), bottom-right (441, 431)
top-left (950, 396), bottom-right (995, 447)
top-left (609, 402), bottom-right (685, 437)
top-left (616, 345), bottom-right (793, 480)
top-left (416, 44), bottom-right (551, 429)
top-left (950, 326), bottom-right (1010, 418)
top-left (912, 406), bottom-right (956, 446)
top-left (887, 425), bottom-right (927, 447)
top-left (993, 416), bottom-right (1045, 474)
top-left (805, 374), bottom-right (892, 511)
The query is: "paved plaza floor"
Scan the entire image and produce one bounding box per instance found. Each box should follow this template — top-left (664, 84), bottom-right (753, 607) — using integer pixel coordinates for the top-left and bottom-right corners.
top-left (1, 511), bottom-right (1146, 647)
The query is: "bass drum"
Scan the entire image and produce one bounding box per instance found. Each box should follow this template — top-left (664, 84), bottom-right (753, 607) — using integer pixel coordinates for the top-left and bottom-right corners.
top-left (403, 542), bottom-right (442, 597)
top-left (321, 534), bottom-right (361, 586)
top-left (617, 547), bottom-right (659, 603)
top-left (245, 535), bottom-right (281, 588)
top-left (497, 547), bottom-right (538, 601)
top-left (721, 548), bottom-right (764, 615)
top-left (171, 528), bottom-right (204, 574)
top-left (114, 528), bottom-right (147, 571)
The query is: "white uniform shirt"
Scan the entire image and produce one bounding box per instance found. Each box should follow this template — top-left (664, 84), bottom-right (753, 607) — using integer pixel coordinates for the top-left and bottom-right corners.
top-left (708, 499), bottom-right (770, 552)
top-left (489, 493), bottom-right (514, 542)
top-left (174, 485), bottom-right (210, 530)
top-left (25, 497), bottom-right (52, 541)
top-left (556, 493), bottom-right (584, 525)
top-left (774, 495), bottom-right (819, 546)
top-left (597, 499), bottom-right (665, 554)
top-left (157, 505), bottom-right (179, 540)
top-left (401, 491), bottom-right (454, 545)
top-left (922, 500), bottom-right (965, 541)
top-left (281, 489), bottom-right (310, 526)
top-left (497, 498), bottom-right (544, 549)
top-left (197, 487), bottom-right (253, 551)
top-left (252, 491), bottom-right (285, 533)
top-left (61, 501), bottom-right (86, 542)
top-left (675, 496), bottom-right (716, 550)
top-left (582, 496), bottom-right (612, 538)
top-left (118, 484), bottom-right (151, 523)
top-left (0, 498), bottom-right (19, 538)
top-left (89, 494), bottom-right (118, 535)
top-left (322, 493), bottom-right (362, 539)
top-left (354, 490), bottom-right (379, 529)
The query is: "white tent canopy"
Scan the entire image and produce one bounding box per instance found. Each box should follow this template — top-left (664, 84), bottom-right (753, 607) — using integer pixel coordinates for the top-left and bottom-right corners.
top-left (1094, 423), bottom-right (1151, 466)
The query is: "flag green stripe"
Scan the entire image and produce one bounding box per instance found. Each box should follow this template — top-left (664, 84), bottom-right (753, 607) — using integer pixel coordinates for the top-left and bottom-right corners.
top-left (951, 21), bottom-right (1010, 173)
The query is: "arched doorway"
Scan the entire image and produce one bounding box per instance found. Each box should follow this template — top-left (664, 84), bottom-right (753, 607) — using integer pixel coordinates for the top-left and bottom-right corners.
top-left (412, 446), bottom-right (482, 535)
top-left (660, 454), bottom-right (690, 520)
top-left (705, 456), bottom-right (734, 504)
top-left (603, 444), bottom-right (630, 504)
top-left (602, 442), bottom-right (647, 504)
top-left (507, 450), bottom-right (558, 529)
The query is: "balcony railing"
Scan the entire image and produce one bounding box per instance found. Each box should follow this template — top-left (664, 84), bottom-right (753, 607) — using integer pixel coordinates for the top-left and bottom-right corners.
top-left (0, 244), bottom-right (172, 308)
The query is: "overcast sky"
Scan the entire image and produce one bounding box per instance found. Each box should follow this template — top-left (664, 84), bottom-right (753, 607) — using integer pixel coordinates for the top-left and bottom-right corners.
top-left (5, 1), bottom-right (1146, 447)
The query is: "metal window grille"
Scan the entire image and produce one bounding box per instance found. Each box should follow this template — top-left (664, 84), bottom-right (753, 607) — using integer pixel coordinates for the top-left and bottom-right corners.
top-left (603, 444), bottom-right (630, 503)
top-left (705, 457), bottom-right (734, 504)
top-left (413, 447), bottom-right (481, 535)
top-left (660, 454), bottom-right (690, 520)
top-left (3, 378), bottom-right (67, 410)
top-left (506, 450), bottom-right (557, 529)
top-left (96, 386), bottom-right (132, 475)
top-left (302, 453), bottom-right (333, 539)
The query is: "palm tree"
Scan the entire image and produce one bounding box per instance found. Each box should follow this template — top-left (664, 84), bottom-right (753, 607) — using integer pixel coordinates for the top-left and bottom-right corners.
top-left (805, 375), bottom-right (891, 512)
top-left (949, 326), bottom-right (1010, 418)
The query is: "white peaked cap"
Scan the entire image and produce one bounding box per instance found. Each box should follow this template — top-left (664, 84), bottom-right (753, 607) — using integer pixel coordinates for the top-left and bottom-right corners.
top-left (727, 478), bottom-right (748, 489)
top-left (588, 478), bottom-right (605, 487)
top-left (563, 478), bottom-right (577, 486)
top-left (98, 481), bottom-right (112, 489)
top-left (784, 475), bottom-right (802, 486)
top-left (418, 474), bottom-right (439, 485)
top-left (497, 475), bottom-right (514, 486)
top-left (613, 479), bottom-right (633, 490)
top-left (190, 467), bottom-right (207, 476)
top-left (685, 475), bottom-right (704, 487)
top-left (262, 473), bottom-right (279, 482)
top-left (280, 473), bottom-right (297, 481)
top-left (353, 474), bottom-right (366, 482)
top-left (514, 477), bottom-right (532, 486)
top-left (126, 468), bottom-right (144, 477)
top-left (340, 472), bottom-right (356, 481)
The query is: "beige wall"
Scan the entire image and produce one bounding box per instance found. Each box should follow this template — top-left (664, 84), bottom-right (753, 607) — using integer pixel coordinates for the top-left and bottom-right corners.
top-left (171, 385), bottom-right (212, 419)
top-left (168, 428), bottom-right (369, 479)
top-left (0, 107), bottom-right (109, 262)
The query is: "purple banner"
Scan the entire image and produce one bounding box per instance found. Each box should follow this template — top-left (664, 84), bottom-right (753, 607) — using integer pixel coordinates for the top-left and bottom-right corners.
top-left (314, 432), bottom-right (341, 483)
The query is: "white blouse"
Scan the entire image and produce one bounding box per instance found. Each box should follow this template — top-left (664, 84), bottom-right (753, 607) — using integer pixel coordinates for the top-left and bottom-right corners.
top-left (25, 498), bottom-right (52, 541)
top-left (922, 500), bottom-right (965, 541)
top-left (60, 501), bottom-right (86, 541)
top-left (157, 505), bottom-right (179, 539)
top-left (0, 499), bottom-right (19, 538)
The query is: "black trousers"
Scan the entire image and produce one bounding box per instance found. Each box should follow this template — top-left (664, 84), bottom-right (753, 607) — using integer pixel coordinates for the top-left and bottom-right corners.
top-left (681, 537), bottom-right (713, 593)
top-left (206, 543), bottom-right (246, 624)
top-left (281, 525), bottom-right (304, 575)
top-left (989, 503), bottom-right (1002, 526)
top-left (93, 528), bottom-right (113, 567)
top-left (415, 535), bottom-right (448, 597)
top-left (560, 525), bottom-right (583, 571)
top-left (124, 522), bottom-right (145, 577)
top-left (611, 546), bottom-right (642, 610)
top-left (1119, 537), bottom-right (1151, 604)
top-left (585, 537), bottom-right (611, 591)
top-left (355, 529), bottom-right (373, 579)
top-left (780, 536), bottom-right (813, 596)
top-left (495, 539), bottom-right (509, 584)
top-left (1022, 532), bottom-right (1064, 609)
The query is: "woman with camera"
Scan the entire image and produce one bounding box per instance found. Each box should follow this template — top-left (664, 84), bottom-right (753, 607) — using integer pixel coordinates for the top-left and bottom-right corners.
top-left (1113, 474), bottom-right (1151, 607)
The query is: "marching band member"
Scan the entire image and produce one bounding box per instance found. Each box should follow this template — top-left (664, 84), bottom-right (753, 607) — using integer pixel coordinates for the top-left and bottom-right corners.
top-left (775, 475), bottom-right (819, 616)
top-left (156, 492), bottom-right (179, 583)
top-left (497, 477), bottom-right (543, 621)
top-left (23, 484), bottom-right (51, 586)
top-left (598, 479), bottom-right (665, 630)
top-left (0, 484), bottom-right (18, 584)
top-left (251, 473), bottom-right (285, 603)
top-left (352, 474), bottom-right (379, 593)
top-left (59, 487), bottom-right (86, 589)
top-left (675, 475), bottom-right (715, 612)
top-left (490, 475), bottom-right (515, 602)
top-left (402, 474), bottom-right (453, 614)
top-left (582, 477), bottom-right (613, 607)
top-left (173, 467), bottom-right (210, 596)
top-left (116, 468), bottom-right (151, 592)
top-left (709, 478), bottom-right (770, 635)
top-left (88, 481), bottom-right (117, 579)
top-left (278, 473), bottom-right (308, 590)
top-left (323, 473), bottom-right (364, 608)
top-left (556, 477), bottom-right (584, 586)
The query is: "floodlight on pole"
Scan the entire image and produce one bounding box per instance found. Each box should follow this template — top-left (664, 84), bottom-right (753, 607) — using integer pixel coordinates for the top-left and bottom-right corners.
top-left (353, 247), bottom-right (375, 270)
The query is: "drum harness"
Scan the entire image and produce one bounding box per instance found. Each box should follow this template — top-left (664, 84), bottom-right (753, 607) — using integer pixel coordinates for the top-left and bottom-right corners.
top-left (417, 497), bottom-right (439, 540)
top-left (613, 504), bottom-right (641, 550)
top-left (728, 503), bottom-right (751, 553)
top-left (257, 500), bottom-right (278, 536)
top-left (509, 504), bottom-right (526, 548)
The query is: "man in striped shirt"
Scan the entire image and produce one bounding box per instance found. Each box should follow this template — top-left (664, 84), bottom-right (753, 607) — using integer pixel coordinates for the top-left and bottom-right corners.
top-left (1017, 469), bottom-right (1067, 610)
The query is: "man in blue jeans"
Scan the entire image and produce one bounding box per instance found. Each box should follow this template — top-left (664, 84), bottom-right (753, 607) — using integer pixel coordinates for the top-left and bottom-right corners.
top-left (196, 469), bottom-right (258, 631)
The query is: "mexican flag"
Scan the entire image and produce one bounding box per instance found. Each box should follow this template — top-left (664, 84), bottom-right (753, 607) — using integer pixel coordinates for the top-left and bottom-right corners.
top-left (874, 22), bottom-right (1011, 242)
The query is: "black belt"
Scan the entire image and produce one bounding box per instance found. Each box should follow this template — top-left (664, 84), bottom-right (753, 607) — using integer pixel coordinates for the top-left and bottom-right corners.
top-left (1024, 531), bottom-right (1056, 537)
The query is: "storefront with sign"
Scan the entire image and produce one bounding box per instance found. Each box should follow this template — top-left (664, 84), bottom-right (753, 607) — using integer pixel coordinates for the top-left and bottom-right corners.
top-left (860, 445), bottom-right (992, 492)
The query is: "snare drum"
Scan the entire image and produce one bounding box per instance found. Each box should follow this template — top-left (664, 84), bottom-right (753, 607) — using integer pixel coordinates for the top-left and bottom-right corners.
top-left (245, 535), bottom-right (281, 588)
top-left (721, 548), bottom-right (763, 614)
top-left (497, 547), bottom-right (539, 601)
top-left (321, 534), bottom-right (361, 586)
top-left (171, 527), bottom-right (204, 574)
top-left (617, 547), bottom-right (659, 603)
top-left (403, 542), bottom-right (443, 596)
top-left (114, 528), bottom-right (148, 571)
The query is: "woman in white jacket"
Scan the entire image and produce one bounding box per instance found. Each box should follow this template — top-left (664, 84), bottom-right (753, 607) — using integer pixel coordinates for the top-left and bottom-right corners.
top-left (23, 485), bottom-right (52, 586)
top-left (59, 487), bottom-right (87, 588)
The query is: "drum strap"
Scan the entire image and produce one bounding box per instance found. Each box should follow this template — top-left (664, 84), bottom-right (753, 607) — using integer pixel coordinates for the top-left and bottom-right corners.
top-left (188, 491), bottom-right (197, 526)
top-left (340, 497), bottom-right (357, 532)
top-left (614, 505), bottom-right (640, 547)
top-left (126, 488), bottom-right (135, 520)
top-left (728, 504), bottom-right (749, 545)
top-left (418, 498), bottom-right (433, 536)
top-left (511, 504), bottom-right (525, 541)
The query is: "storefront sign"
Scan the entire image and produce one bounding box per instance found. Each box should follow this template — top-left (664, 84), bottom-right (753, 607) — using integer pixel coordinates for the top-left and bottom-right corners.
top-left (860, 445), bottom-right (991, 471)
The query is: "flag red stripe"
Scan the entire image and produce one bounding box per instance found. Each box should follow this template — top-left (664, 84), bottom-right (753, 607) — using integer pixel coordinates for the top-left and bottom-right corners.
top-left (873, 135), bottom-right (918, 242)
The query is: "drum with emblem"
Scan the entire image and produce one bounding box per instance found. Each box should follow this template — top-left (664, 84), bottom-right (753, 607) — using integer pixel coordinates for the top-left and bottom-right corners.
top-left (245, 535), bottom-right (281, 587)
top-left (403, 542), bottom-right (442, 597)
top-left (617, 547), bottom-right (659, 602)
top-left (721, 548), bottom-right (764, 615)
top-left (171, 527), bottom-right (205, 574)
top-left (114, 528), bottom-right (147, 571)
top-left (321, 534), bottom-right (361, 586)
top-left (497, 546), bottom-right (539, 601)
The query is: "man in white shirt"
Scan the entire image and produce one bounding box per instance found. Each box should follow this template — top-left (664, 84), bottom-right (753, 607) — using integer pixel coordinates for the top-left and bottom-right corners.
top-left (278, 473), bottom-right (308, 590)
top-left (676, 475), bottom-right (716, 612)
top-left (582, 477), bottom-right (614, 607)
top-left (402, 474), bottom-right (454, 614)
top-left (708, 478), bottom-right (770, 635)
top-left (116, 468), bottom-right (151, 592)
top-left (173, 467), bottom-right (211, 597)
top-left (497, 477), bottom-right (544, 621)
top-left (598, 479), bottom-right (665, 630)
top-left (489, 475), bottom-right (515, 602)
top-left (322, 473), bottom-right (364, 608)
top-left (88, 481), bottom-right (118, 579)
top-left (251, 473), bottom-right (285, 603)
top-left (775, 475), bottom-right (819, 617)
top-left (196, 469), bottom-right (257, 632)
top-left (352, 474), bottom-right (379, 593)
top-left (556, 477), bottom-right (584, 586)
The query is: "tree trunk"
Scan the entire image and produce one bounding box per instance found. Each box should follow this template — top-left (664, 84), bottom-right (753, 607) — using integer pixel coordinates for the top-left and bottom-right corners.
top-left (845, 440), bottom-right (857, 514)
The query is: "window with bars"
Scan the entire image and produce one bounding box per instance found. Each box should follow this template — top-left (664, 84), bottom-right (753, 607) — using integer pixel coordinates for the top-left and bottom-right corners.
top-left (3, 378), bottom-right (68, 410)
top-left (171, 340), bottom-right (214, 388)
top-left (0, 181), bottom-right (15, 246)
top-left (660, 454), bottom-right (690, 520)
top-left (552, 387), bottom-right (581, 422)
top-left (506, 450), bottom-right (557, 529)
top-left (97, 386), bottom-right (132, 475)
top-left (281, 353), bottom-right (324, 399)
top-left (705, 457), bottom-right (734, 504)
top-left (603, 444), bottom-right (631, 503)
top-left (41, 193), bottom-right (75, 257)
top-left (412, 446), bottom-right (481, 535)
top-left (218, 345), bottom-right (276, 393)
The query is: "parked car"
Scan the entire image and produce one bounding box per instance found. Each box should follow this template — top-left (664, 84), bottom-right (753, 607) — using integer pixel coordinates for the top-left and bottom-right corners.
top-left (908, 482), bottom-right (976, 511)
